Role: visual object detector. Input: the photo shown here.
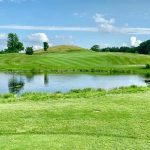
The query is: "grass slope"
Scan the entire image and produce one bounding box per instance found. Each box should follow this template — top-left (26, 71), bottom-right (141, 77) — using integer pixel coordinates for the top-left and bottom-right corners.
top-left (0, 46), bottom-right (150, 73)
top-left (36, 45), bottom-right (86, 53)
top-left (0, 86), bottom-right (150, 149)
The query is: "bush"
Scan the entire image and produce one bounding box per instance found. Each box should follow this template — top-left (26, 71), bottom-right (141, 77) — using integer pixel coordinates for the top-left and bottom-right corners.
top-left (43, 42), bottom-right (49, 51)
top-left (25, 47), bottom-right (34, 55)
top-left (90, 45), bottom-right (101, 52)
top-left (146, 64), bottom-right (150, 69)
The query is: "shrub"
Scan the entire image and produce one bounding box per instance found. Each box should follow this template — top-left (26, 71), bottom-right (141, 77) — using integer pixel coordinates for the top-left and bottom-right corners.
top-left (145, 64), bottom-right (150, 69)
top-left (25, 47), bottom-right (34, 55)
top-left (43, 42), bottom-right (49, 51)
top-left (90, 45), bottom-right (101, 52)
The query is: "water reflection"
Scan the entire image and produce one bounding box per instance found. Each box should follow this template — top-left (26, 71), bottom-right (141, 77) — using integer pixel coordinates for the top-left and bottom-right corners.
top-left (44, 74), bottom-right (49, 85)
top-left (8, 76), bottom-right (24, 94)
top-left (141, 73), bottom-right (150, 84)
top-left (0, 73), bottom-right (148, 94)
top-left (144, 73), bottom-right (150, 78)
top-left (25, 73), bottom-right (34, 82)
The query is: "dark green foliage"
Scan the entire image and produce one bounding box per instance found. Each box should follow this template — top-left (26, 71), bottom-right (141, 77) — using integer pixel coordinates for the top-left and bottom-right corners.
top-left (0, 50), bottom-right (5, 54)
top-left (91, 45), bottom-right (101, 52)
top-left (101, 47), bottom-right (120, 52)
top-left (5, 33), bottom-right (24, 53)
top-left (91, 40), bottom-right (150, 54)
top-left (8, 77), bottom-right (24, 94)
top-left (100, 46), bottom-right (138, 53)
top-left (25, 47), bottom-right (34, 55)
top-left (16, 42), bottom-right (24, 51)
top-left (137, 40), bottom-right (150, 54)
top-left (145, 64), bottom-right (150, 69)
top-left (43, 42), bottom-right (49, 51)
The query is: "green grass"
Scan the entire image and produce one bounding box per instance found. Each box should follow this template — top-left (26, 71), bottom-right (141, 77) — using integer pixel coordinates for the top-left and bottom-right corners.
top-left (0, 46), bottom-right (150, 73)
top-left (0, 86), bottom-right (150, 149)
top-left (36, 45), bottom-right (86, 53)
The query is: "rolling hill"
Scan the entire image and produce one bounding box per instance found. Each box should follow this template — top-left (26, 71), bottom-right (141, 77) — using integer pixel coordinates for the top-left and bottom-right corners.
top-left (0, 45), bottom-right (150, 73)
top-left (36, 45), bottom-right (87, 53)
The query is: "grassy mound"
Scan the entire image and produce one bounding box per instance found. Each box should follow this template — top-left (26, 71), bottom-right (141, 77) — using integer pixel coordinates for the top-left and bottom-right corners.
top-left (36, 45), bottom-right (87, 53)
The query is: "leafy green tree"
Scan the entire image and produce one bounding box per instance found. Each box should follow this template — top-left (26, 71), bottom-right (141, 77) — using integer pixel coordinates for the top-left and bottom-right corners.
top-left (6, 33), bottom-right (24, 53)
top-left (119, 47), bottom-right (130, 53)
top-left (137, 40), bottom-right (150, 54)
top-left (16, 42), bottom-right (24, 51)
top-left (25, 47), bottom-right (34, 55)
top-left (90, 45), bottom-right (101, 52)
top-left (101, 46), bottom-right (137, 53)
top-left (43, 42), bottom-right (49, 51)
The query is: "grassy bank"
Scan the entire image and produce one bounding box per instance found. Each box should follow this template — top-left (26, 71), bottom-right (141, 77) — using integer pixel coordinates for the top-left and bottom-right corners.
top-left (0, 46), bottom-right (150, 73)
top-left (0, 86), bottom-right (150, 149)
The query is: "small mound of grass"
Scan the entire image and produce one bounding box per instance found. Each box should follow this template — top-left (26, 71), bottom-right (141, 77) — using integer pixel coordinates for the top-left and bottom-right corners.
top-left (36, 45), bottom-right (87, 53)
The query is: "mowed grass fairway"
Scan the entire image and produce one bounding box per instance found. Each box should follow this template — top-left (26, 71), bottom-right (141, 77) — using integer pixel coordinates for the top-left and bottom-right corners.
top-left (0, 87), bottom-right (150, 149)
top-left (0, 45), bottom-right (150, 73)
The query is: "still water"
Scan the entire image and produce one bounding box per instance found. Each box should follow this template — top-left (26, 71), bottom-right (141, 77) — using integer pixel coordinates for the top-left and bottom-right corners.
top-left (0, 73), bottom-right (148, 94)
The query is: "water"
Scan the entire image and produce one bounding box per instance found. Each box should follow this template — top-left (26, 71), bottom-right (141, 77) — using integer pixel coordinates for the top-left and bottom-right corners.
top-left (0, 73), bottom-right (148, 94)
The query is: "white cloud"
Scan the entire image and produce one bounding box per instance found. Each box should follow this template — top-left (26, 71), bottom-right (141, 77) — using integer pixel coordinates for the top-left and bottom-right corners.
top-left (0, 24), bottom-right (150, 35)
top-left (73, 12), bottom-right (86, 18)
top-left (93, 13), bottom-right (115, 24)
top-left (0, 33), bottom-right (7, 50)
top-left (25, 33), bottom-right (52, 50)
top-left (27, 33), bottom-right (49, 43)
top-left (93, 13), bottom-right (116, 33)
top-left (33, 45), bottom-right (43, 50)
top-left (0, 33), bottom-right (7, 40)
top-left (1, 13), bottom-right (150, 36)
top-left (130, 36), bottom-right (142, 47)
top-left (93, 13), bottom-right (150, 35)
top-left (0, 25), bottom-right (98, 32)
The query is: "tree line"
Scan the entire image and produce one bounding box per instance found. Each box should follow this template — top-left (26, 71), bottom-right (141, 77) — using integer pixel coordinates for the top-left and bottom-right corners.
top-left (91, 40), bottom-right (150, 55)
top-left (0, 33), bottom-right (49, 55)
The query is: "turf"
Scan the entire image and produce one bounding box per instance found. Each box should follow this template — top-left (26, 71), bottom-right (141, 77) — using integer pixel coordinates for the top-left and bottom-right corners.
top-left (0, 46), bottom-right (150, 73)
top-left (0, 87), bottom-right (150, 149)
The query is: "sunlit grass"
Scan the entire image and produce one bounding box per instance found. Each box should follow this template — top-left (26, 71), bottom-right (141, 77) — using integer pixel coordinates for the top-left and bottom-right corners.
top-left (0, 86), bottom-right (150, 149)
top-left (0, 49), bottom-right (150, 73)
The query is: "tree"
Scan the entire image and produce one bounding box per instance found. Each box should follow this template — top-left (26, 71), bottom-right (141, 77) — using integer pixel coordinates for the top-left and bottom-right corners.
top-left (137, 40), bottom-right (150, 54)
top-left (16, 42), bottom-right (24, 51)
top-left (43, 42), bottom-right (49, 51)
top-left (119, 47), bottom-right (131, 53)
top-left (6, 33), bottom-right (24, 53)
top-left (25, 47), bottom-right (34, 55)
top-left (90, 45), bottom-right (101, 52)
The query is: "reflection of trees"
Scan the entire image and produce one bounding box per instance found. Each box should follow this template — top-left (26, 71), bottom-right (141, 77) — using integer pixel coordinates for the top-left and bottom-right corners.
top-left (8, 76), bottom-right (24, 94)
top-left (44, 74), bottom-right (49, 85)
top-left (25, 73), bottom-right (34, 82)
top-left (144, 73), bottom-right (150, 78)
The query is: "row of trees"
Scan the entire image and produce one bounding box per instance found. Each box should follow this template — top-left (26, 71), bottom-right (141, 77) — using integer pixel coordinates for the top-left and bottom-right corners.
top-left (0, 33), bottom-right (49, 55)
top-left (91, 40), bottom-right (150, 55)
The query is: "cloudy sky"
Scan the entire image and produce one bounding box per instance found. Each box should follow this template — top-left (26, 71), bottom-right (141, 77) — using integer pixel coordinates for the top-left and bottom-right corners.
top-left (0, 0), bottom-right (150, 50)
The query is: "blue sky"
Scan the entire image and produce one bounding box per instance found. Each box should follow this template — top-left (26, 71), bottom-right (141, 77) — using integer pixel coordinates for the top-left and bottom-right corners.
top-left (0, 0), bottom-right (150, 49)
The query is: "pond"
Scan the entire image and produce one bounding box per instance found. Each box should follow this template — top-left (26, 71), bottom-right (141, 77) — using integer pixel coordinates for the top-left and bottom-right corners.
top-left (0, 73), bottom-right (149, 94)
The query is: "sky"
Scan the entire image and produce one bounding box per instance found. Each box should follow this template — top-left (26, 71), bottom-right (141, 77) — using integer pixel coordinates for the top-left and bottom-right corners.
top-left (0, 0), bottom-right (150, 50)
